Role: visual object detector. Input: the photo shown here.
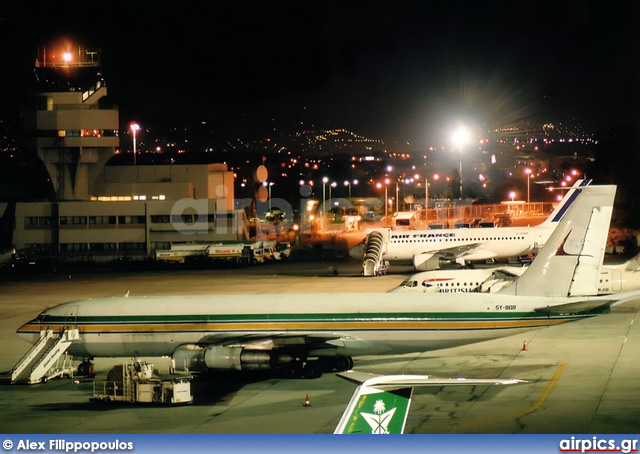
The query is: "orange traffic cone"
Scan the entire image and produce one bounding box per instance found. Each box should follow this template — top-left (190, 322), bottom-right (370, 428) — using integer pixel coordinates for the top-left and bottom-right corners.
top-left (522, 341), bottom-right (528, 351)
top-left (303, 394), bottom-right (311, 407)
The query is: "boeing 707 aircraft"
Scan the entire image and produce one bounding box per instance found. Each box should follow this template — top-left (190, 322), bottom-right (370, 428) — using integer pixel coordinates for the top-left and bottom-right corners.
top-left (353, 180), bottom-right (590, 276)
top-left (13, 184), bottom-right (640, 384)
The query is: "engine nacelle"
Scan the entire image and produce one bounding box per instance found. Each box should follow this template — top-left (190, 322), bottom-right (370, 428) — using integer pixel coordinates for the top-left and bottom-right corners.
top-left (172, 344), bottom-right (207, 372)
top-left (413, 254), bottom-right (441, 271)
top-left (172, 345), bottom-right (294, 372)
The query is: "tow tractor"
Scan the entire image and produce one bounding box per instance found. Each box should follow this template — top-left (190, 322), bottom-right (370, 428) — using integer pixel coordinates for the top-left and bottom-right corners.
top-left (91, 361), bottom-right (192, 405)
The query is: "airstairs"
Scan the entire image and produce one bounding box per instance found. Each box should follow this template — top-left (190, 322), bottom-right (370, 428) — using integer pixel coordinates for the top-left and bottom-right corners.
top-left (11, 329), bottom-right (79, 384)
top-left (363, 230), bottom-right (387, 276)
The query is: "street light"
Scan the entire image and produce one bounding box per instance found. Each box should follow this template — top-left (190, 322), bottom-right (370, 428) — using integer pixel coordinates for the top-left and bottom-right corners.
top-left (452, 126), bottom-right (470, 198)
top-left (344, 179), bottom-right (358, 198)
top-left (130, 123), bottom-right (141, 165)
top-left (322, 176), bottom-right (329, 215)
top-left (524, 168), bottom-right (532, 204)
top-left (263, 181), bottom-right (274, 210)
top-left (384, 178), bottom-right (390, 219)
top-left (424, 177), bottom-right (429, 209)
top-left (395, 182), bottom-right (399, 213)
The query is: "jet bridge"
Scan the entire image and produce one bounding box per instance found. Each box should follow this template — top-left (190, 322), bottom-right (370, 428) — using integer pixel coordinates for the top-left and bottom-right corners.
top-left (11, 329), bottom-right (79, 384)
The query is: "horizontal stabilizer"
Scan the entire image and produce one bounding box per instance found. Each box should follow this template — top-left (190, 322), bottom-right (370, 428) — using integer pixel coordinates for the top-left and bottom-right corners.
top-left (534, 289), bottom-right (640, 314)
top-left (624, 253), bottom-right (640, 272)
top-left (337, 371), bottom-right (524, 387)
top-left (534, 299), bottom-right (614, 315)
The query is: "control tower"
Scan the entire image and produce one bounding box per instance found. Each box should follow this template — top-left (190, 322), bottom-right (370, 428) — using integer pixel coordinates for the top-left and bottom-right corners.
top-left (22, 43), bottom-right (119, 200)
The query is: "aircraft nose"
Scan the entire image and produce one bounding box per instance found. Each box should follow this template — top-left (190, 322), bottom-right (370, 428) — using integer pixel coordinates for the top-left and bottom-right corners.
top-left (16, 320), bottom-right (40, 344)
top-left (349, 244), bottom-right (365, 260)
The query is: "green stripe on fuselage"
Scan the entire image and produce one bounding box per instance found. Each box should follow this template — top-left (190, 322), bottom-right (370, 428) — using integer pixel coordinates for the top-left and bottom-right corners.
top-left (31, 309), bottom-right (604, 325)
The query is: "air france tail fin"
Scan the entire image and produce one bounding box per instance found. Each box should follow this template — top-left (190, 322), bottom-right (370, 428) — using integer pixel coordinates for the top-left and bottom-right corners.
top-left (334, 372), bottom-right (524, 434)
top-left (538, 179), bottom-right (591, 228)
top-left (503, 184), bottom-right (616, 297)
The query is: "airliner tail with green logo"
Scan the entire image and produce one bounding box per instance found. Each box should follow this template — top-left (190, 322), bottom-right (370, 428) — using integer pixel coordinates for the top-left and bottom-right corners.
top-left (334, 372), bottom-right (524, 434)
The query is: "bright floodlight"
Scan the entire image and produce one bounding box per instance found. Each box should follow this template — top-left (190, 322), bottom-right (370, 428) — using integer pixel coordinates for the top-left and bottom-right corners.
top-left (63, 52), bottom-right (72, 63)
top-left (130, 123), bottom-right (141, 132)
top-left (452, 126), bottom-right (470, 146)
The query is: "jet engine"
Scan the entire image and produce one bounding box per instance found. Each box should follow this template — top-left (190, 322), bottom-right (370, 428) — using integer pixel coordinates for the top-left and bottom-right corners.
top-left (413, 253), bottom-right (441, 271)
top-left (172, 344), bottom-right (295, 373)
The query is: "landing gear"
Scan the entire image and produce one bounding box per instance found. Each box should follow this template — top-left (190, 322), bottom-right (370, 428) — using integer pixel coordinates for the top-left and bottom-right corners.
top-left (334, 356), bottom-right (354, 372)
top-left (277, 356), bottom-right (354, 379)
top-left (301, 362), bottom-right (323, 379)
top-left (77, 359), bottom-right (94, 377)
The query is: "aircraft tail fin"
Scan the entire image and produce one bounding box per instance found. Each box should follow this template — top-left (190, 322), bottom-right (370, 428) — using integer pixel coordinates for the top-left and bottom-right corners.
top-left (504, 184), bottom-right (616, 297)
top-left (538, 179), bottom-right (591, 228)
top-left (334, 372), bottom-right (524, 434)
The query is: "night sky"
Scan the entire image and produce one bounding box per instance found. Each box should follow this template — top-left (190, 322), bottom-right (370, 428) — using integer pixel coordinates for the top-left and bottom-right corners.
top-left (1, 1), bottom-right (639, 147)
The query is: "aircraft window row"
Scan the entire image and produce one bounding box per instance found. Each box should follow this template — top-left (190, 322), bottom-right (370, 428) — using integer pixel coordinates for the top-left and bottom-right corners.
top-left (431, 282), bottom-right (481, 287)
top-left (391, 236), bottom-right (525, 243)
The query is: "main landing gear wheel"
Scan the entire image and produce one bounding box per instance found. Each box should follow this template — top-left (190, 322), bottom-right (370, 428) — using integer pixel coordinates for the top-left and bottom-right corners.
top-left (302, 362), bottom-right (324, 379)
top-left (77, 361), bottom-right (94, 377)
top-left (318, 356), bottom-right (354, 372)
top-left (335, 356), bottom-right (354, 371)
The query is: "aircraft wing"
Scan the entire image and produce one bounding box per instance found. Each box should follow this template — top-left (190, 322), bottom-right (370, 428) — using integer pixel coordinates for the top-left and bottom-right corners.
top-left (198, 332), bottom-right (342, 348)
top-left (494, 267), bottom-right (527, 279)
top-left (425, 243), bottom-right (481, 260)
top-left (334, 371), bottom-right (524, 434)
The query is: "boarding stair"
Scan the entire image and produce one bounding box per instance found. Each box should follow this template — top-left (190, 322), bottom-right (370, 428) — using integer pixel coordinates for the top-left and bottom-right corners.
top-left (362, 230), bottom-right (386, 276)
top-left (11, 329), bottom-right (79, 384)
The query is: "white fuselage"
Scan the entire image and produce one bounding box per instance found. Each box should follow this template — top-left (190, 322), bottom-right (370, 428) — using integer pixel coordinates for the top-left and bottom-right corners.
top-left (16, 292), bottom-right (601, 360)
top-left (391, 259), bottom-right (640, 295)
top-left (380, 225), bottom-right (551, 264)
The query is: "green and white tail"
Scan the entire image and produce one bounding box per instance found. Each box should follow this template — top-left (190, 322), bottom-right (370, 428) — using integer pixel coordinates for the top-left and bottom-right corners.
top-left (334, 372), bottom-right (523, 434)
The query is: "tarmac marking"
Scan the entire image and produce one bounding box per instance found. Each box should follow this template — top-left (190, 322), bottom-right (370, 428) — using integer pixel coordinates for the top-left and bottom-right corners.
top-left (433, 361), bottom-right (568, 431)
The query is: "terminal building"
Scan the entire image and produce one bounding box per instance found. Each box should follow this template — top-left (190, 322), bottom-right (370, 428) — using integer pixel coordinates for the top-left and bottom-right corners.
top-left (11, 44), bottom-right (247, 262)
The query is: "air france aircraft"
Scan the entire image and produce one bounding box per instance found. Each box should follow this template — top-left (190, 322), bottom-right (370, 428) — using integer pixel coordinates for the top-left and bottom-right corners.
top-left (391, 253), bottom-right (640, 295)
top-left (334, 371), bottom-right (524, 434)
top-left (353, 180), bottom-right (590, 276)
top-left (14, 184), bottom-right (640, 384)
